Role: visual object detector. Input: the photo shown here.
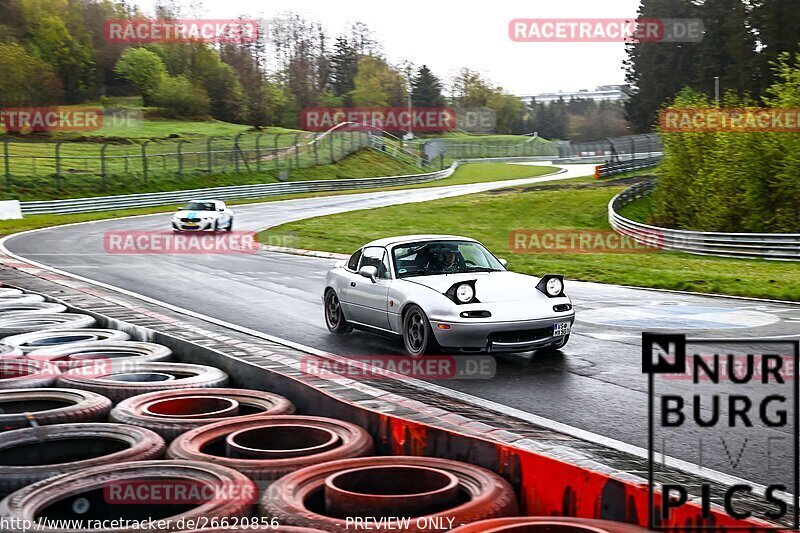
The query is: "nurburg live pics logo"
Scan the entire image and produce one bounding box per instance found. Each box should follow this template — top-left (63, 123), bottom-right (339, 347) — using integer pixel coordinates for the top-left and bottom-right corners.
top-left (643, 333), bottom-right (800, 529)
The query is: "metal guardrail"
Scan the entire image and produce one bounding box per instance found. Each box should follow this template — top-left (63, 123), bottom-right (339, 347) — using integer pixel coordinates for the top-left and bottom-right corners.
top-left (609, 180), bottom-right (800, 261)
top-left (596, 155), bottom-right (661, 178)
top-left (18, 154), bottom-right (581, 215)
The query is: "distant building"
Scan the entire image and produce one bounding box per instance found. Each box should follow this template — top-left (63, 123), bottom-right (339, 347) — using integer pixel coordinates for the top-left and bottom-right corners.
top-left (517, 85), bottom-right (629, 105)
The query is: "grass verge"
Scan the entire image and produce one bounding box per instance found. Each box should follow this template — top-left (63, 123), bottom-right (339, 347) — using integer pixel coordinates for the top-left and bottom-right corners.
top-left (265, 180), bottom-right (800, 302)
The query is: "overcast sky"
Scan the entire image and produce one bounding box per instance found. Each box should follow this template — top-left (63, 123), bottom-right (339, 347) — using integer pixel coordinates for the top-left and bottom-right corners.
top-left (128, 0), bottom-right (643, 95)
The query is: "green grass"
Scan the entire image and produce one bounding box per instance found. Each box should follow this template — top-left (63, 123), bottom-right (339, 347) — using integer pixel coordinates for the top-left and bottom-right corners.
top-left (265, 181), bottom-right (800, 302)
top-left (617, 194), bottom-right (655, 223)
top-left (0, 162), bottom-right (562, 237)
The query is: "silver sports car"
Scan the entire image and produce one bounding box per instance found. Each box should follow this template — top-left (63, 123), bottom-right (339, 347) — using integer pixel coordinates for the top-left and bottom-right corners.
top-left (323, 235), bottom-right (575, 356)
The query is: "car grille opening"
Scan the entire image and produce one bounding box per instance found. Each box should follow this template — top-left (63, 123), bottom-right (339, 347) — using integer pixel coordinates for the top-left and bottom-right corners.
top-left (180, 218), bottom-right (201, 223)
top-left (553, 303), bottom-right (572, 312)
top-left (488, 327), bottom-right (551, 344)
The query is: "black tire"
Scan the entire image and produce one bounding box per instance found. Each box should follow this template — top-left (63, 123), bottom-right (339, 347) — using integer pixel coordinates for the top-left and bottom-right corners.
top-left (0, 423), bottom-right (165, 497)
top-left (0, 460), bottom-right (256, 533)
top-left (28, 340), bottom-right (173, 371)
top-left (226, 218), bottom-right (233, 232)
top-left (2, 329), bottom-right (131, 354)
top-left (402, 304), bottom-right (438, 356)
top-left (323, 290), bottom-right (352, 335)
top-left (0, 388), bottom-right (112, 431)
top-left (0, 313), bottom-right (96, 337)
top-left (57, 361), bottom-right (229, 402)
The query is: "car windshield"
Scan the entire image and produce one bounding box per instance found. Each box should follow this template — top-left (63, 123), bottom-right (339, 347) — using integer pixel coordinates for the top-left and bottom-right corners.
top-left (184, 202), bottom-right (216, 211)
top-left (392, 240), bottom-right (505, 278)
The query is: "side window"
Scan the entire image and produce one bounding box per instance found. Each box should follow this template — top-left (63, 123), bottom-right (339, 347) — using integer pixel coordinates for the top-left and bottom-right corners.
top-left (359, 247), bottom-right (390, 278)
top-left (347, 249), bottom-right (363, 271)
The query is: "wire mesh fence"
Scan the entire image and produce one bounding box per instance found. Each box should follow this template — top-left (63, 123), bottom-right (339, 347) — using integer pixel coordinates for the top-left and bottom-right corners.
top-left (0, 130), bottom-right (377, 192)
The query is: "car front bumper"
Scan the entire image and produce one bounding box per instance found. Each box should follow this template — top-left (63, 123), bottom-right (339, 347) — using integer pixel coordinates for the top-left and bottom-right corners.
top-left (172, 220), bottom-right (215, 231)
top-left (429, 313), bottom-right (575, 352)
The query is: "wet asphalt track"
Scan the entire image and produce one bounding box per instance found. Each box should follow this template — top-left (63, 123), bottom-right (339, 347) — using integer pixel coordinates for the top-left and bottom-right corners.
top-left (5, 163), bottom-right (799, 488)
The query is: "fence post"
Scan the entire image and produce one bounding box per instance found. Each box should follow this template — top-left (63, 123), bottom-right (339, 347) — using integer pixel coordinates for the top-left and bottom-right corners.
top-left (2, 138), bottom-right (9, 188)
top-left (630, 137), bottom-right (635, 166)
top-left (294, 133), bottom-right (300, 168)
top-left (177, 140), bottom-right (186, 178)
top-left (255, 134), bottom-right (263, 172)
top-left (141, 141), bottom-right (149, 184)
top-left (313, 137), bottom-right (318, 165)
top-left (274, 134), bottom-right (280, 170)
top-left (207, 137), bottom-right (214, 173)
top-left (329, 133), bottom-right (334, 162)
top-left (234, 132), bottom-right (244, 173)
top-left (100, 143), bottom-right (109, 190)
top-left (55, 141), bottom-right (63, 190)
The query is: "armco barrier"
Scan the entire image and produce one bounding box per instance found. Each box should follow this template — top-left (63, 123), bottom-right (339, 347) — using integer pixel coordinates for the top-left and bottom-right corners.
top-left (610, 180), bottom-right (800, 261)
top-left (0, 264), bottom-right (776, 530)
top-left (18, 155), bottom-right (580, 216)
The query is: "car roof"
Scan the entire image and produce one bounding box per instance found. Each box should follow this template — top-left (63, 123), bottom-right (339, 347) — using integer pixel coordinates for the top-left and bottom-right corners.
top-left (187, 199), bottom-right (222, 203)
top-left (362, 234), bottom-right (478, 248)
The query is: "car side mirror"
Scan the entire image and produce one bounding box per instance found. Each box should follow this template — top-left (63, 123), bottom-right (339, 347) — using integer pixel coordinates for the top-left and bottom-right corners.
top-left (498, 258), bottom-right (508, 267)
top-left (359, 265), bottom-right (378, 283)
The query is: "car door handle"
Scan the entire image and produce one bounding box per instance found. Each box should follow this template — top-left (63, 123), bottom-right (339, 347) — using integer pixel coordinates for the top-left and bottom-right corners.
top-left (350, 282), bottom-right (356, 287)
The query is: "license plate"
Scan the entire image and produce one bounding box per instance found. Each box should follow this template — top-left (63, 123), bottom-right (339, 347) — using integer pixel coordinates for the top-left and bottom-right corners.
top-left (553, 322), bottom-right (571, 336)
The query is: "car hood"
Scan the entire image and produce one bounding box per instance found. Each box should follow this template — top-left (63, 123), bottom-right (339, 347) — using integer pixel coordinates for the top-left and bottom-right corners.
top-left (405, 271), bottom-right (550, 302)
top-left (174, 210), bottom-right (217, 218)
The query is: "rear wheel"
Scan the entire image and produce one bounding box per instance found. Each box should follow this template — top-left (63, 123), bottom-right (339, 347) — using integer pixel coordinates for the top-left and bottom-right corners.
top-left (226, 218), bottom-right (233, 232)
top-left (324, 290), bottom-right (352, 334)
top-left (402, 305), bottom-right (438, 356)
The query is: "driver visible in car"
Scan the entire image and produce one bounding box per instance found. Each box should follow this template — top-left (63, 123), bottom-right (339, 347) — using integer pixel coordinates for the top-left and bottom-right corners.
top-left (427, 247), bottom-right (463, 273)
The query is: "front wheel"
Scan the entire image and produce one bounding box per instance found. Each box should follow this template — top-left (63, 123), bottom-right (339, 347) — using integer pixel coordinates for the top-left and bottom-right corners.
top-left (324, 290), bottom-right (352, 334)
top-left (402, 304), bottom-right (438, 357)
top-left (226, 218), bottom-right (233, 232)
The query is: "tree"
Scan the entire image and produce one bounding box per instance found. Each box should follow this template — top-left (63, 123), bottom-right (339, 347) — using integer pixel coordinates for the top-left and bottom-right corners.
top-left (0, 43), bottom-right (62, 106)
top-left (451, 68), bottom-right (495, 108)
top-left (329, 36), bottom-right (358, 100)
top-left (624, 0), bottom-right (700, 132)
top-left (411, 65), bottom-right (445, 107)
top-left (349, 57), bottom-right (406, 107)
top-left (750, 0), bottom-right (800, 94)
top-left (114, 48), bottom-right (168, 106)
top-left (151, 75), bottom-right (210, 118)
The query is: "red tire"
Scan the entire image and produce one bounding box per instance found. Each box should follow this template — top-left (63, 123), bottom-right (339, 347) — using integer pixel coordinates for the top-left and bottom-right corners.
top-left (0, 422), bottom-right (165, 496)
top-left (259, 456), bottom-right (518, 531)
top-left (168, 415), bottom-right (373, 483)
top-left (0, 388), bottom-right (112, 431)
top-left (110, 388), bottom-right (295, 441)
top-left (449, 517), bottom-right (652, 532)
top-left (57, 362), bottom-right (228, 402)
top-left (0, 460), bottom-right (256, 533)
top-left (0, 360), bottom-right (59, 389)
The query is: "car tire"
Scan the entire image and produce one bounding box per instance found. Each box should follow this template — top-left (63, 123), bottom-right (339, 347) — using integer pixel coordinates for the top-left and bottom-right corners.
top-left (28, 340), bottom-right (173, 371)
top-left (0, 302), bottom-right (67, 316)
top-left (0, 388), bottom-right (112, 431)
top-left (0, 460), bottom-right (256, 532)
top-left (0, 423), bottom-right (165, 497)
top-left (0, 360), bottom-right (59, 389)
top-left (226, 218), bottom-right (233, 232)
top-left (324, 290), bottom-right (352, 335)
top-left (402, 304), bottom-right (438, 356)
top-left (167, 415), bottom-right (374, 483)
top-left (0, 313), bottom-right (96, 337)
top-left (110, 388), bottom-right (295, 441)
top-left (259, 456), bottom-right (518, 530)
top-left (2, 329), bottom-right (131, 354)
top-left (57, 362), bottom-right (229, 402)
